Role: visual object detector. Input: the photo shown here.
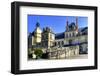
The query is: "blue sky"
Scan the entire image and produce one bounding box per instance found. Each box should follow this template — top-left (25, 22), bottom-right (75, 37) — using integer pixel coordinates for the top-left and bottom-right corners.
top-left (28, 15), bottom-right (88, 33)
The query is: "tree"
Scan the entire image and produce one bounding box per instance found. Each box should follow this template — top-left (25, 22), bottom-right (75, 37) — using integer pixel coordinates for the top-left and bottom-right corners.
top-left (28, 48), bottom-right (32, 58)
top-left (34, 48), bottom-right (43, 59)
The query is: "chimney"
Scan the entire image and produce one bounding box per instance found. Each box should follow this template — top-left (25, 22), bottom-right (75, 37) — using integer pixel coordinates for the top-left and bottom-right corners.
top-left (66, 17), bottom-right (68, 31)
top-left (76, 17), bottom-right (78, 31)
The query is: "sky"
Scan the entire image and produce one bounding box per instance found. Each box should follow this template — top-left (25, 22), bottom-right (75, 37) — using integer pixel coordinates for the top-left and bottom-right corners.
top-left (28, 15), bottom-right (88, 33)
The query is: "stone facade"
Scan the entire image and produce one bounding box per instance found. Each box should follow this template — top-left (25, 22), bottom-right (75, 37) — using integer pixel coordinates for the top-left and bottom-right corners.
top-left (41, 27), bottom-right (55, 48)
top-left (28, 17), bottom-right (88, 59)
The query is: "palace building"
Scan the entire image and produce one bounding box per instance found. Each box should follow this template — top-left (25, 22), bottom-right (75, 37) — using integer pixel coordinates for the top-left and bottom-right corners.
top-left (41, 27), bottom-right (55, 48)
top-left (55, 17), bottom-right (87, 47)
top-left (28, 22), bottom-right (42, 48)
top-left (28, 17), bottom-right (88, 59)
top-left (54, 17), bottom-right (88, 54)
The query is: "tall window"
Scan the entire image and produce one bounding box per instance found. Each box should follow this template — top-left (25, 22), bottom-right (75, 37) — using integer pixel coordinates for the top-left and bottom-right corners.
top-left (73, 32), bottom-right (75, 37)
top-left (69, 33), bottom-right (71, 37)
top-left (58, 42), bottom-right (60, 46)
top-left (55, 42), bottom-right (56, 46)
top-left (66, 34), bottom-right (68, 38)
top-left (50, 34), bottom-right (52, 39)
top-left (62, 41), bottom-right (64, 45)
top-left (69, 40), bottom-right (72, 44)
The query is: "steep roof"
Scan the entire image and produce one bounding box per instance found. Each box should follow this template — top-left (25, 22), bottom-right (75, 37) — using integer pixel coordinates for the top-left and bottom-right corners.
top-left (42, 27), bottom-right (54, 34)
top-left (28, 33), bottom-right (32, 38)
top-left (63, 42), bottom-right (87, 47)
top-left (67, 22), bottom-right (77, 32)
top-left (31, 31), bottom-right (35, 36)
top-left (55, 32), bottom-right (64, 39)
top-left (78, 27), bottom-right (88, 35)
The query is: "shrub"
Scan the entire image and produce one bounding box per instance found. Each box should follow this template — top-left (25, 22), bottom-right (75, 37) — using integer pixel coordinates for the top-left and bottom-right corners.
top-left (34, 48), bottom-right (43, 59)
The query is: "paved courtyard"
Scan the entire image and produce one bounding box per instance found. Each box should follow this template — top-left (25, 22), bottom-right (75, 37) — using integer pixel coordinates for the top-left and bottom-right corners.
top-left (49, 54), bottom-right (88, 60)
top-left (65, 54), bottom-right (88, 59)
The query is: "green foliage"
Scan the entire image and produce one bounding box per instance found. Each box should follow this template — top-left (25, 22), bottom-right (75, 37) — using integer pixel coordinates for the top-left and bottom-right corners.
top-left (34, 48), bottom-right (43, 59)
top-left (28, 48), bottom-right (32, 54)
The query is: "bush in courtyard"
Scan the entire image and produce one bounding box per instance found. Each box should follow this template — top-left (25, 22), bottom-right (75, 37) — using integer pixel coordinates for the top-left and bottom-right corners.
top-left (34, 48), bottom-right (43, 59)
top-left (28, 48), bottom-right (32, 58)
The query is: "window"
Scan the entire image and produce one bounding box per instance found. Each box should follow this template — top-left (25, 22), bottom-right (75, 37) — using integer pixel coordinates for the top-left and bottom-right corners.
top-left (66, 34), bottom-right (68, 38)
top-left (62, 41), bottom-right (64, 45)
top-left (55, 42), bottom-right (56, 46)
top-left (58, 42), bottom-right (60, 46)
top-left (69, 40), bottom-right (72, 44)
top-left (69, 33), bottom-right (71, 37)
top-left (50, 34), bottom-right (52, 39)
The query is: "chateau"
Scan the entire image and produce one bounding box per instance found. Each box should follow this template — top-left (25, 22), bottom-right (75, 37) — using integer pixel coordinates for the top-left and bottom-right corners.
top-left (28, 17), bottom-right (88, 59)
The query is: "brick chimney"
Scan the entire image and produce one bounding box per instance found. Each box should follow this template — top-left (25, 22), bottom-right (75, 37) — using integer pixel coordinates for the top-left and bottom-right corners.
top-left (76, 17), bottom-right (78, 32)
top-left (66, 17), bottom-right (69, 31)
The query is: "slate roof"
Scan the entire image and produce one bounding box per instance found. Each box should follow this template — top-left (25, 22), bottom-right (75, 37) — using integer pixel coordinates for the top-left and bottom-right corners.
top-left (42, 27), bottom-right (54, 34)
top-left (63, 42), bottom-right (87, 47)
top-left (55, 27), bottom-right (88, 39)
top-left (81, 27), bottom-right (88, 35)
top-left (31, 31), bottom-right (35, 36)
top-left (66, 22), bottom-right (77, 32)
top-left (78, 27), bottom-right (88, 35)
top-left (68, 22), bottom-right (76, 31)
top-left (28, 33), bottom-right (32, 38)
top-left (55, 32), bottom-right (64, 39)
